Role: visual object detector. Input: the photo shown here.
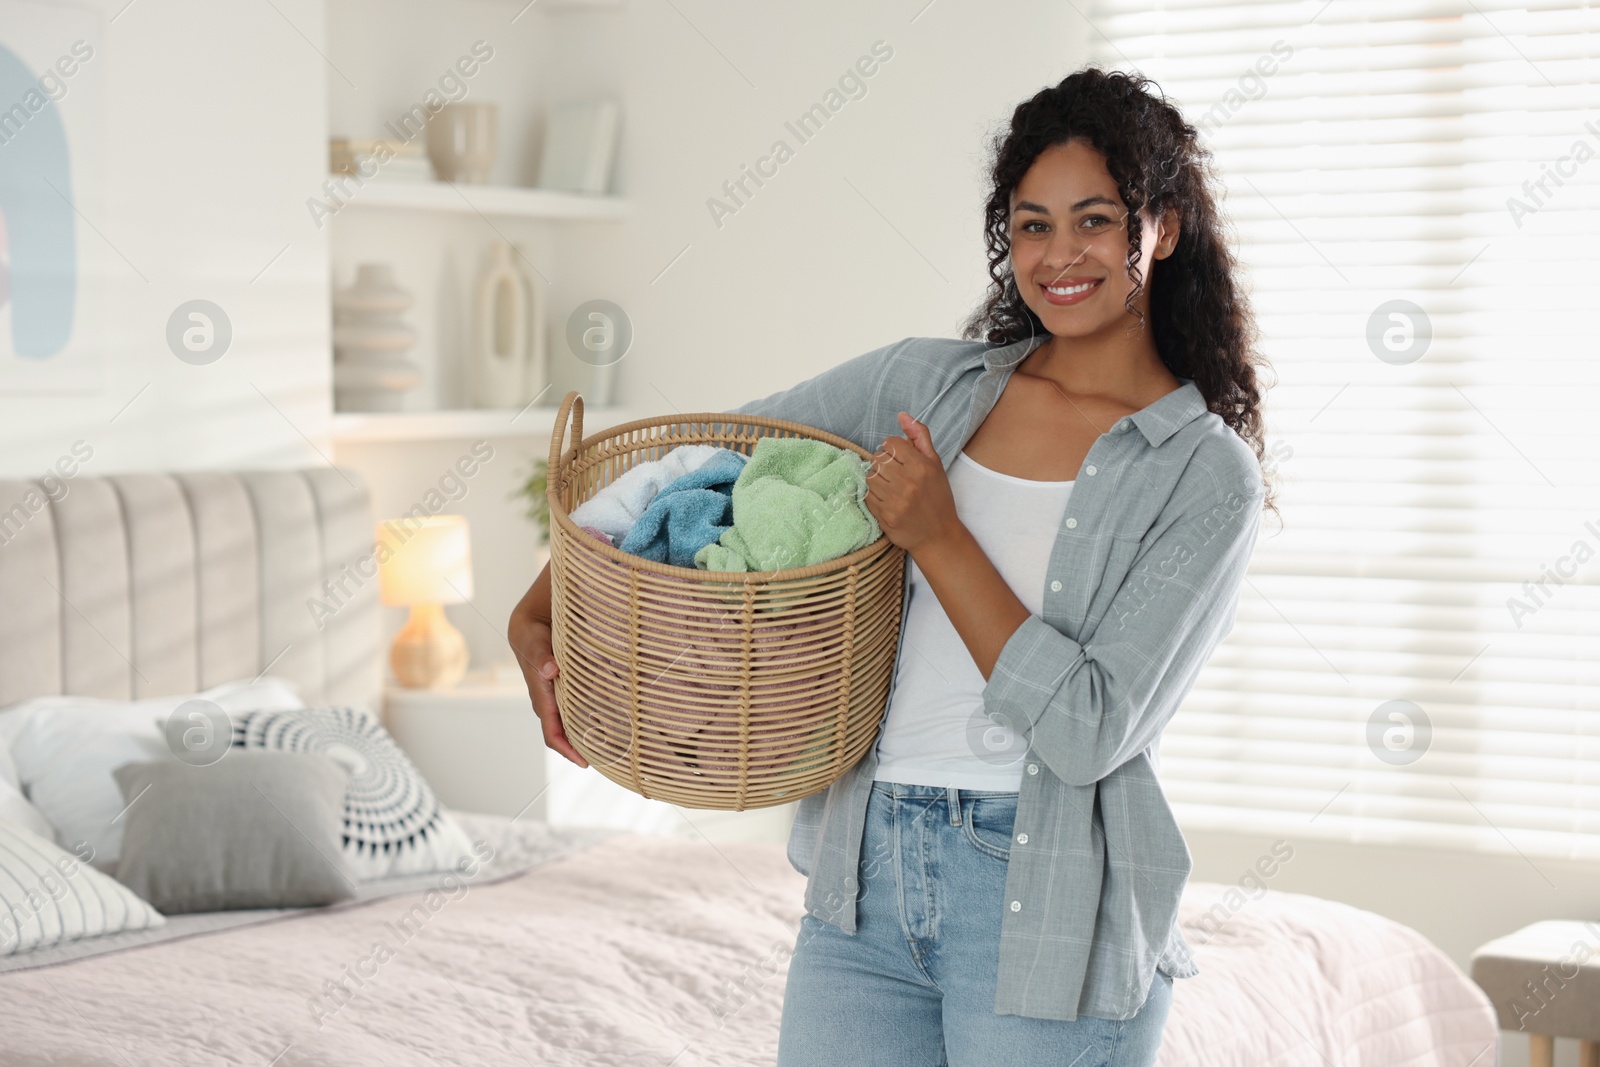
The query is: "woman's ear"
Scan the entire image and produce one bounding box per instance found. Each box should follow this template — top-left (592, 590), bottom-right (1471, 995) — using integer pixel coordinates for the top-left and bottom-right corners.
top-left (1155, 208), bottom-right (1181, 260)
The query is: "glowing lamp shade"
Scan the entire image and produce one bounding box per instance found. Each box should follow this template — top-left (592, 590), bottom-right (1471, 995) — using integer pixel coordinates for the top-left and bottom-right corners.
top-left (378, 515), bottom-right (474, 688)
top-left (379, 515), bottom-right (475, 606)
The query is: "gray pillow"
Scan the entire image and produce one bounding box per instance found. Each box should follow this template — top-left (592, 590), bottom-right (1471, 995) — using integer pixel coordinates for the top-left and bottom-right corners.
top-left (111, 751), bottom-right (358, 914)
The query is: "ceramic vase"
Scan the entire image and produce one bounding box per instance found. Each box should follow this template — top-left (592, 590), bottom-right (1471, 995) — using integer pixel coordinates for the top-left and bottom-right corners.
top-left (469, 242), bottom-right (552, 409)
top-left (427, 103), bottom-right (498, 184)
top-left (332, 263), bottom-right (421, 412)
top-left (510, 241), bottom-right (549, 406)
top-left (589, 357), bottom-right (618, 407)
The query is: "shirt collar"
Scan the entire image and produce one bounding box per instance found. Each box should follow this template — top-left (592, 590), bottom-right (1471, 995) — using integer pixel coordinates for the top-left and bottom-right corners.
top-left (981, 334), bottom-right (1210, 448)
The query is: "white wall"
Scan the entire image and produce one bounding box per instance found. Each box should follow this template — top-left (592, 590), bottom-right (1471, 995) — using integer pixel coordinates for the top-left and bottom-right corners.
top-left (0, 0), bottom-right (330, 475)
top-left (561, 0), bottom-right (1076, 413)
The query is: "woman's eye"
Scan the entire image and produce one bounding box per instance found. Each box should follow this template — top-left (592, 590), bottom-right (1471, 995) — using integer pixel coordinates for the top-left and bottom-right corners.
top-left (1080, 215), bottom-right (1111, 230)
top-left (1016, 219), bottom-right (1048, 233)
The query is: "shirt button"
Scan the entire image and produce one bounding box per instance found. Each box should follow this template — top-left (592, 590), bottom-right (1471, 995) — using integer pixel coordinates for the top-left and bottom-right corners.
top-left (1027, 764), bottom-right (1038, 775)
top-left (1010, 900), bottom-right (1022, 912)
top-left (1085, 465), bottom-right (1097, 476)
top-left (1116, 420), bottom-right (1130, 433)
top-left (1016, 833), bottom-right (1028, 844)
top-left (1064, 518), bottom-right (1077, 529)
top-left (1050, 579), bottom-right (1062, 592)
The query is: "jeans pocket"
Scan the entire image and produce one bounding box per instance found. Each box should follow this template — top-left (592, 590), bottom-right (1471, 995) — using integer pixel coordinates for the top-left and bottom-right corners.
top-left (960, 794), bottom-right (1018, 861)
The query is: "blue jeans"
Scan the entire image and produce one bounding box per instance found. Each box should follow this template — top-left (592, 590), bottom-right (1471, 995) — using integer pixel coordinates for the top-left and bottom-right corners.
top-left (778, 781), bottom-right (1172, 1066)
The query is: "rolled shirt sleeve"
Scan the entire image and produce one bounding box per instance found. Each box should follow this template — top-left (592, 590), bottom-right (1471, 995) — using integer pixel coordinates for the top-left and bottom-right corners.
top-left (982, 477), bottom-right (1265, 788)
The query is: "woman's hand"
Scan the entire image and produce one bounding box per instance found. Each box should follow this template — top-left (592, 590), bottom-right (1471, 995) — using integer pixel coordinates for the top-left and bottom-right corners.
top-left (509, 612), bottom-right (590, 769)
top-left (864, 411), bottom-right (964, 556)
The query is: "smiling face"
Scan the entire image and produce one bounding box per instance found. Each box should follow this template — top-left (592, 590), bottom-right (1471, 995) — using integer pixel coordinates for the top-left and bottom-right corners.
top-left (1008, 138), bottom-right (1178, 340)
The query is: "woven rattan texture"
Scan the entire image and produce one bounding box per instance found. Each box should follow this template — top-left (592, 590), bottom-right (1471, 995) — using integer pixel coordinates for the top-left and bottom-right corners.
top-left (546, 391), bottom-right (906, 810)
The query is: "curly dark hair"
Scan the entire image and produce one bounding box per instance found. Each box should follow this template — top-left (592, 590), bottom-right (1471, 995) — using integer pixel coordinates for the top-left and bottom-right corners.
top-left (960, 65), bottom-right (1278, 517)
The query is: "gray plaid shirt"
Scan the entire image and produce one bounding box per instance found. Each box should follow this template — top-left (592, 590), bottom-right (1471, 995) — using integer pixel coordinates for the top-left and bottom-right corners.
top-left (720, 332), bottom-right (1265, 1021)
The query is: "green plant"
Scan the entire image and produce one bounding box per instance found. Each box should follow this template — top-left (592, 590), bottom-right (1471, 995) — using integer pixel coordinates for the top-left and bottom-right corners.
top-left (508, 456), bottom-right (551, 544)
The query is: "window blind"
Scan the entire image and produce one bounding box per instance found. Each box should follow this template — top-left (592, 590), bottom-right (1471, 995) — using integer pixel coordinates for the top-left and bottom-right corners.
top-left (1086, 0), bottom-right (1600, 862)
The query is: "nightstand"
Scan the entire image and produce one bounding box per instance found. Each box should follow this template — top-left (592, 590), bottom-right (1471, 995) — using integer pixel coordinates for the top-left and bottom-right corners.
top-left (383, 667), bottom-right (550, 821)
top-left (383, 665), bottom-right (800, 847)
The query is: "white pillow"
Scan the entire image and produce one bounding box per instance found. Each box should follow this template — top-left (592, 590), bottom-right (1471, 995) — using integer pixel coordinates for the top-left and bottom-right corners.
top-left (0, 817), bottom-right (165, 957)
top-left (0, 774), bottom-right (55, 841)
top-left (0, 698), bottom-right (33, 789)
top-left (3, 677), bottom-right (308, 870)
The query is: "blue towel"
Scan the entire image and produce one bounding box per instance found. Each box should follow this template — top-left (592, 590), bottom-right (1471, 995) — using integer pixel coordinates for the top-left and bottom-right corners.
top-left (617, 449), bottom-right (748, 567)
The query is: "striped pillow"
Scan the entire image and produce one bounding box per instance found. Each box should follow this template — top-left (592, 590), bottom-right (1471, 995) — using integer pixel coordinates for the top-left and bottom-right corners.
top-left (0, 819), bottom-right (165, 956)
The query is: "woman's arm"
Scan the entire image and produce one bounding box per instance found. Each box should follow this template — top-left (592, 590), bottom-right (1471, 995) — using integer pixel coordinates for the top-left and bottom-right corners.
top-left (971, 482), bottom-right (1265, 787)
top-left (862, 411), bottom-right (1035, 680)
top-left (507, 564), bottom-right (588, 767)
top-left (855, 396), bottom-right (1263, 792)
top-left (910, 527), bottom-right (1032, 680)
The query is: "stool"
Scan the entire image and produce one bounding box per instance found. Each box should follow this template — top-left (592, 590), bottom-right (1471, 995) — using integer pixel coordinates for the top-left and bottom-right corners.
top-left (1471, 921), bottom-right (1600, 1067)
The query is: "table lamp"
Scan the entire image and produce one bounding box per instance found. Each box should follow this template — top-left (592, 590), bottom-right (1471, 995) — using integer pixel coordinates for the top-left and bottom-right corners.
top-left (378, 514), bottom-right (474, 688)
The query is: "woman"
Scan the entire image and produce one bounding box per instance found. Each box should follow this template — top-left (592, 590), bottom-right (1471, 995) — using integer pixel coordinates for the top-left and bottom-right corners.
top-left (508, 67), bottom-right (1275, 1065)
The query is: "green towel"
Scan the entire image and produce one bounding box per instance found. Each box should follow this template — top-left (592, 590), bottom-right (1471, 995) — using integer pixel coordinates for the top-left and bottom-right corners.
top-left (693, 436), bottom-right (882, 574)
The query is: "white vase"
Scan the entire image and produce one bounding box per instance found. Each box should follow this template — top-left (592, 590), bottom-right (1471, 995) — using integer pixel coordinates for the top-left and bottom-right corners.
top-left (510, 242), bottom-right (549, 406)
top-left (589, 359), bottom-right (618, 407)
top-left (332, 263), bottom-right (421, 412)
top-left (470, 242), bottom-right (528, 409)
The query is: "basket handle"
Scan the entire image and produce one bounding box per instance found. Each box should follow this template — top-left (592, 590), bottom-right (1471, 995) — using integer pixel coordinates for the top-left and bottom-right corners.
top-left (549, 390), bottom-right (585, 474)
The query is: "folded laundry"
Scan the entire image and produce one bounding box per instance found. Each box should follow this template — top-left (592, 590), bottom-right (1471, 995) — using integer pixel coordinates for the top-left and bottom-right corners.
top-left (616, 449), bottom-right (747, 568)
top-left (569, 444), bottom-right (727, 542)
top-left (694, 436), bottom-right (882, 574)
top-left (580, 525), bottom-right (615, 546)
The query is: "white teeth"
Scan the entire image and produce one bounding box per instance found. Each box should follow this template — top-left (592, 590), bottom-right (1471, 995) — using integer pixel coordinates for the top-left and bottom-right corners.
top-left (1045, 281), bottom-right (1096, 295)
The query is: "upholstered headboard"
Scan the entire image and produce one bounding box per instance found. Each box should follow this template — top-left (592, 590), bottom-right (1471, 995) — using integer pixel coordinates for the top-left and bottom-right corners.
top-left (0, 468), bottom-right (381, 712)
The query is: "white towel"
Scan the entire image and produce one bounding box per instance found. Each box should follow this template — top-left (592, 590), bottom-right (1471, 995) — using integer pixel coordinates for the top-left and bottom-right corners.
top-left (569, 444), bottom-right (726, 541)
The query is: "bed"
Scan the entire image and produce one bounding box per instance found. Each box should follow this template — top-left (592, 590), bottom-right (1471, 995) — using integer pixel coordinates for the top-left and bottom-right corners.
top-left (0, 468), bottom-right (1498, 1066)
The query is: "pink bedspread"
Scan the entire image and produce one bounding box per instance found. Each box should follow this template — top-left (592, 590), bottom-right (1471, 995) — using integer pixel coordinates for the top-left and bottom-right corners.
top-left (1, 835), bottom-right (1495, 1066)
top-left (1159, 883), bottom-right (1497, 1065)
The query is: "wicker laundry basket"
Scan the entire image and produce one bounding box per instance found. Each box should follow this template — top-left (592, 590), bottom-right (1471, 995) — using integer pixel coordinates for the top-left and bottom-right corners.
top-left (545, 390), bottom-right (906, 810)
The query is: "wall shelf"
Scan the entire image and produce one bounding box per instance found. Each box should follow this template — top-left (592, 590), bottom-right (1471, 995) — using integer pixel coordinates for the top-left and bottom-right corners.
top-left (331, 405), bottom-right (643, 443)
top-left (343, 181), bottom-right (627, 222)
top-left (333, 0), bottom-right (624, 8)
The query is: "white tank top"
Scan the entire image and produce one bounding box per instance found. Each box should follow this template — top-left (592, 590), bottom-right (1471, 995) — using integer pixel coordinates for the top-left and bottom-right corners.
top-left (872, 450), bottom-right (1075, 790)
